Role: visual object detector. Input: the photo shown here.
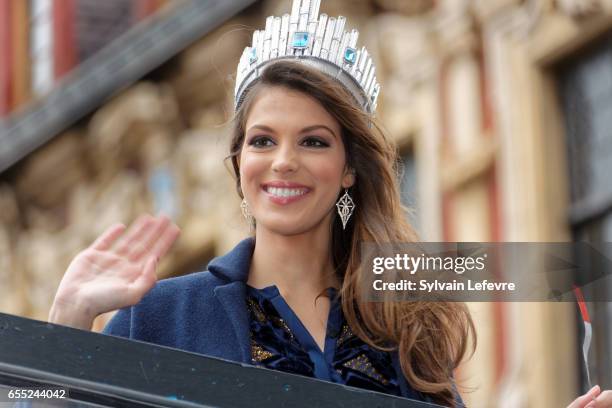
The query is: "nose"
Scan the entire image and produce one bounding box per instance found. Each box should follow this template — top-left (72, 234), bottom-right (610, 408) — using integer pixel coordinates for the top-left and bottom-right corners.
top-left (271, 143), bottom-right (299, 174)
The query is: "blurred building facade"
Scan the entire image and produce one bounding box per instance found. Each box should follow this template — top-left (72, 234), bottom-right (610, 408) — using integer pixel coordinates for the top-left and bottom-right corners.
top-left (1, 0), bottom-right (612, 407)
top-left (0, 0), bottom-right (170, 115)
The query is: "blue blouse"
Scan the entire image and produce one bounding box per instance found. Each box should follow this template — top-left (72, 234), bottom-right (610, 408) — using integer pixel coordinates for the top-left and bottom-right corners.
top-left (246, 284), bottom-right (402, 396)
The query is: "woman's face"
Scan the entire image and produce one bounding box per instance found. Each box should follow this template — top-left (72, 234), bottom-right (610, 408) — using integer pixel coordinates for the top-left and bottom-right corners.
top-left (239, 85), bottom-right (354, 236)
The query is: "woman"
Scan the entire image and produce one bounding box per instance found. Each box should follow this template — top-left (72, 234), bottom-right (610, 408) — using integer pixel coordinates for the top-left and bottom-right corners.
top-left (48, 1), bottom-right (611, 407)
top-left (49, 60), bottom-right (473, 407)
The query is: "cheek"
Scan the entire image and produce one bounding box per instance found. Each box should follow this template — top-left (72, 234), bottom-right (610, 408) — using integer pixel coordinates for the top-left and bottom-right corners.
top-left (239, 153), bottom-right (268, 192)
top-left (312, 162), bottom-right (343, 184)
top-left (307, 150), bottom-right (346, 184)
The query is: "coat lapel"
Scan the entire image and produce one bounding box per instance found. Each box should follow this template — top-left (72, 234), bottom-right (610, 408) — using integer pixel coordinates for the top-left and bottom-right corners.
top-left (213, 282), bottom-right (250, 363)
top-left (209, 238), bottom-right (255, 364)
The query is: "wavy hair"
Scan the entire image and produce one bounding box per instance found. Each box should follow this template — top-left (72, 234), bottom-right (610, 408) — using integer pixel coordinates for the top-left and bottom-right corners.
top-left (228, 60), bottom-right (475, 406)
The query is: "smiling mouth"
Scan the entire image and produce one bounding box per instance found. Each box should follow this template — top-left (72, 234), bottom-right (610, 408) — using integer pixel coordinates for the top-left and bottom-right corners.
top-left (263, 186), bottom-right (310, 198)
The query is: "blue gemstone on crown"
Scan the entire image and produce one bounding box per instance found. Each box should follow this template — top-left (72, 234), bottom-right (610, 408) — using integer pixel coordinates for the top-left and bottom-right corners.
top-left (344, 47), bottom-right (356, 65)
top-left (249, 47), bottom-right (257, 64)
top-left (292, 32), bottom-right (310, 49)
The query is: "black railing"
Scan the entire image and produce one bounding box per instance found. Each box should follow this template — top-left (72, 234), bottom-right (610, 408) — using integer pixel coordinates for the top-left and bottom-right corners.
top-left (0, 312), bottom-right (442, 407)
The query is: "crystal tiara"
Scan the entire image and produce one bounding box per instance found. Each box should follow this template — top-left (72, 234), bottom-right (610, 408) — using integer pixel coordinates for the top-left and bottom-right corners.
top-left (234, 0), bottom-right (381, 114)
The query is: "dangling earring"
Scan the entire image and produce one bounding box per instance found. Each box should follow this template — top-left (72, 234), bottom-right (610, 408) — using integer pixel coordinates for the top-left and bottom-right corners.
top-left (240, 198), bottom-right (255, 228)
top-left (336, 189), bottom-right (355, 230)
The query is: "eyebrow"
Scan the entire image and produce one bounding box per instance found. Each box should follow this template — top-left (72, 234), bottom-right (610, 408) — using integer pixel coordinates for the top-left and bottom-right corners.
top-left (247, 124), bottom-right (338, 139)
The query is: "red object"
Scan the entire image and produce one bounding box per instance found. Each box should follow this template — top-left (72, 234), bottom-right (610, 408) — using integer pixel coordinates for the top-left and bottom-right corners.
top-left (52, 0), bottom-right (76, 79)
top-left (0, 0), bottom-right (12, 116)
top-left (573, 285), bottom-right (591, 323)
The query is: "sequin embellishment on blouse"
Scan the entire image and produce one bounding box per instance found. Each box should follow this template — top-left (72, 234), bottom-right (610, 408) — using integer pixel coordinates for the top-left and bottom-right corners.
top-left (246, 285), bottom-right (402, 396)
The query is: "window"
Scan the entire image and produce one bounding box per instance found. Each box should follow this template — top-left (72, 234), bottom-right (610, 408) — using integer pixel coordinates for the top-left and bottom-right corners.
top-left (556, 32), bottom-right (612, 390)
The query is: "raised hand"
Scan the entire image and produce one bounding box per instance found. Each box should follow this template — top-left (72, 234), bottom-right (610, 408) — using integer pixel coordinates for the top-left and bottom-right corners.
top-left (48, 214), bottom-right (181, 330)
top-left (568, 385), bottom-right (612, 408)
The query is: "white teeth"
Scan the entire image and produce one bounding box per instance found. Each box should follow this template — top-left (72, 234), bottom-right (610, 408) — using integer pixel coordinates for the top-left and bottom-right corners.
top-left (266, 187), bottom-right (307, 197)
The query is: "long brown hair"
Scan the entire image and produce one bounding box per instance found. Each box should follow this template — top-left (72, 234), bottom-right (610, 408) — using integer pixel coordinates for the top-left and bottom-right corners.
top-left (228, 60), bottom-right (475, 406)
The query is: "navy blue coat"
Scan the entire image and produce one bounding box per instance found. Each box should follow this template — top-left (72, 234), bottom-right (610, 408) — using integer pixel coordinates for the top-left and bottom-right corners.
top-left (103, 238), bottom-right (460, 405)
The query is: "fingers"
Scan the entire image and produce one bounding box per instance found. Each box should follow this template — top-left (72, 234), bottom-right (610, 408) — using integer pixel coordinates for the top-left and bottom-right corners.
top-left (586, 390), bottom-right (612, 408)
top-left (115, 214), bottom-right (179, 262)
top-left (113, 214), bottom-right (158, 259)
top-left (125, 218), bottom-right (179, 305)
top-left (91, 214), bottom-right (180, 264)
top-left (90, 223), bottom-right (127, 251)
top-left (570, 385), bottom-right (601, 408)
top-left (136, 215), bottom-right (172, 259)
top-left (149, 220), bottom-right (181, 262)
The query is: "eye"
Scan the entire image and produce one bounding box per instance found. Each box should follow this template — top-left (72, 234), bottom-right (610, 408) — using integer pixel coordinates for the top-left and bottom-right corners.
top-left (301, 137), bottom-right (329, 148)
top-left (249, 136), bottom-right (275, 148)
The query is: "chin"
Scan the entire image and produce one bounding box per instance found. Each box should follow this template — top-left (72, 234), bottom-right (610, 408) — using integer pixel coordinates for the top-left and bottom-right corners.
top-left (258, 222), bottom-right (312, 236)
top-left (256, 216), bottom-right (327, 237)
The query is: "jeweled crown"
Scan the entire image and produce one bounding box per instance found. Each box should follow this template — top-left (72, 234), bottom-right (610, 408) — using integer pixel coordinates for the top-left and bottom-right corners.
top-left (234, 0), bottom-right (381, 114)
